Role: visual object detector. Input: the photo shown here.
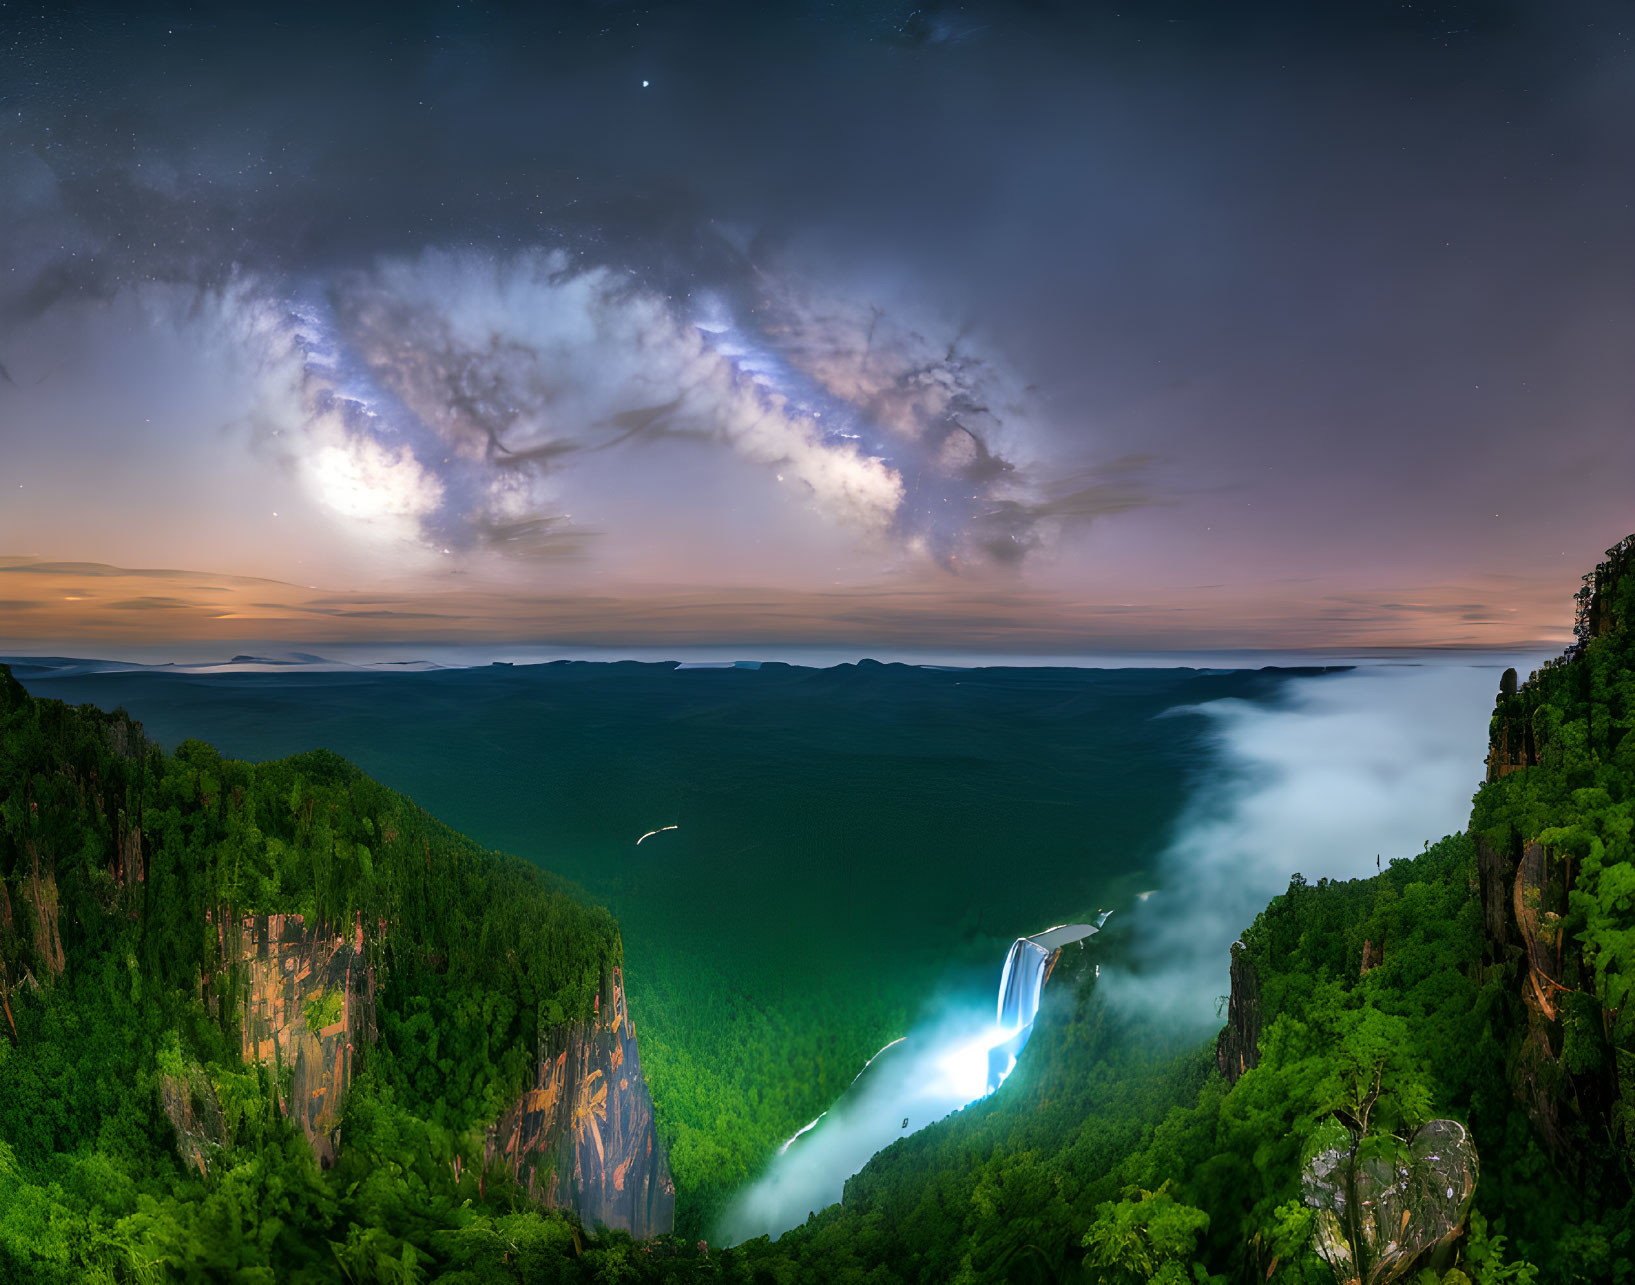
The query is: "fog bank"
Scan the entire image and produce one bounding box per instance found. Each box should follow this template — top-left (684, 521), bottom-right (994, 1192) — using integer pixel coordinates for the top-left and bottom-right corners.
top-left (719, 657), bottom-right (1542, 1245)
top-left (1102, 658), bottom-right (1547, 1025)
top-left (717, 1002), bottom-right (1005, 1245)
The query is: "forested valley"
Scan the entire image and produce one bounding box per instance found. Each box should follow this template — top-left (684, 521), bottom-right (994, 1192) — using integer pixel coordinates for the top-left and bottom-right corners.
top-left (4, 540), bottom-right (1635, 1281)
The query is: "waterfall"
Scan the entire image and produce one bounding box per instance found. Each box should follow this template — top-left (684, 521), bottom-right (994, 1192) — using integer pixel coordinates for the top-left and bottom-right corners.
top-left (987, 920), bottom-right (1102, 1090)
top-left (719, 915), bottom-right (1106, 1243)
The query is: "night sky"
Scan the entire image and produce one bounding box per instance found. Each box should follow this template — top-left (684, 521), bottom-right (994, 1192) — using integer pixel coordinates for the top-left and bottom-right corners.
top-left (1, 1), bottom-right (1631, 651)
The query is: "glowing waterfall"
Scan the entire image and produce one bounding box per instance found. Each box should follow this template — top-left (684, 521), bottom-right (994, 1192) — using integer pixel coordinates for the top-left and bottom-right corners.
top-left (719, 915), bottom-right (1106, 1244)
top-left (987, 920), bottom-right (1102, 1090)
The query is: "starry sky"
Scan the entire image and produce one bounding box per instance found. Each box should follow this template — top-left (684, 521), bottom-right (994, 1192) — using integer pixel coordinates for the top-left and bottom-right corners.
top-left (1, 0), bottom-right (1631, 653)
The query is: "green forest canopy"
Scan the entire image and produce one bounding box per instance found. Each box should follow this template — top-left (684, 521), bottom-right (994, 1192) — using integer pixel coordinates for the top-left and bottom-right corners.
top-left (2, 538), bottom-right (1634, 1282)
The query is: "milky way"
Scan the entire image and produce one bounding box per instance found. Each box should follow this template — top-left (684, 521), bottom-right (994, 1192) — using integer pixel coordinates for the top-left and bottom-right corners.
top-left (1, 1), bottom-right (1632, 647)
top-left (262, 243), bottom-right (1081, 568)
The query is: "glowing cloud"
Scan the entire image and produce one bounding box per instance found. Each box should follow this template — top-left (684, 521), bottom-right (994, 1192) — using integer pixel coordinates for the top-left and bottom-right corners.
top-left (305, 438), bottom-right (444, 526)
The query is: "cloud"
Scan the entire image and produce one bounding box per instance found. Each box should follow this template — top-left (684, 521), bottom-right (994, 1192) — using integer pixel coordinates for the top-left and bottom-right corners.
top-left (215, 239), bottom-right (1160, 575)
top-left (752, 278), bottom-right (1152, 565)
top-left (3, 0), bottom-right (1633, 627)
top-left (4, 182), bottom-right (1154, 580)
top-left (321, 248), bottom-right (911, 546)
top-left (967, 458), bottom-right (1157, 564)
top-left (1097, 662), bottom-right (1543, 1028)
top-left (0, 557), bottom-right (1574, 652)
top-left (105, 597), bottom-right (197, 611)
top-left (303, 436), bottom-right (444, 526)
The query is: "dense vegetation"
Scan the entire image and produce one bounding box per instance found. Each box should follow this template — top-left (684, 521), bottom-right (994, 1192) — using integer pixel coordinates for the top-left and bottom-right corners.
top-left (707, 544), bottom-right (1635, 1284)
top-left (711, 546), bottom-right (1635, 1283)
top-left (710, 837), bottom-right (1563, 1283)
top-left (3, 539), bottom-right (1634, 1281)
top-left (635, 947), bottom-right (922, 1237)
top-left (0, 665), bottom-right (635, 1281)
top-left (12, 657), bottom-right (1276, 1240)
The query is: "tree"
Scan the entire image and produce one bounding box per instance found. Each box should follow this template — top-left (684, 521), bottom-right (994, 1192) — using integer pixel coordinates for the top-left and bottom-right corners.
top-left (1081, 1183), bottom-right (1219, 1285)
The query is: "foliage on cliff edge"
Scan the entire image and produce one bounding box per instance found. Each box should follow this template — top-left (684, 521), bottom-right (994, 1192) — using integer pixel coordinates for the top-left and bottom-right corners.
top-left (712, 544), bottom-right (1635, 1283)
top-left (0, 669), bottom-right (636, 1281)
top-left (5, 534), bottom-right (1635, 1282)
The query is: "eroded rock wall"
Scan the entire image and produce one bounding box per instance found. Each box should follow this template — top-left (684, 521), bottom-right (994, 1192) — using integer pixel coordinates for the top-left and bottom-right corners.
top-left (25, 840), bottom-right (65, 979)
top-left (1512, 840), bottom-right (1570, 1025)
top-left (486, 965), bottom-right (675, 1238)
top-left (190, 914), bottom-right (674, 1235)
top-left (233, 912), bottom-right (374, 1168)
top-left (1216, 942), bottom-right (1263, 1086)
top-left (160, 1066), bottom-right (227, 1178)
top-left (1303, 1118), bottom-right (1478, 1285)
top-left (1485, 834), bottom-right (1594, 1171)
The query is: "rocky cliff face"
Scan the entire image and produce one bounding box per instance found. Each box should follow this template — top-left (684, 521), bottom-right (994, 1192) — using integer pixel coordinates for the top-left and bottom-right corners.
top-left (230, 912), bottom-right (375, 1168)
top-left (192, 914), bottom-right (674, 1236)
top-left (1475, 828), bottom-right (1603, 1173)
top-left (23, 840), bottom-right (64, 980)
top-left (485, 965), bottom-right (676, 1238)
top-left (1478, 682), bottom-right (1611, 1175)
top-left (1, 669), bottom-right (672, 1237)
top-left (160, 1065), bottom-right (228, 1178)
top-left (1303, 1118), bottom-right (1478, 1285)
top-left (1216, 941), bottom-right (1262, 1086)
top-left (1212, 918), bottom-right (1484, 1282)
top-left (1484, 713), bottom-right (1536, 782)
top-left (0, 704), bottom-right (147, 1044)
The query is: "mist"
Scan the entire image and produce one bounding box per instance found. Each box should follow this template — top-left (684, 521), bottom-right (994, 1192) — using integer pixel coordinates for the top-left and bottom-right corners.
top-left (1101, 658), bottom-right (1547, 1025)
top-left (715, 656), bottom-right (1537, 1244)
top-left (717, 999), bottom-right (1008, 1245)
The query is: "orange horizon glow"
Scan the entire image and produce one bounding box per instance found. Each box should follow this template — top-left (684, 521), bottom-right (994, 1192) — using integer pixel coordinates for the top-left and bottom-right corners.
top-left (0, 555), bottom-right (1577, 654)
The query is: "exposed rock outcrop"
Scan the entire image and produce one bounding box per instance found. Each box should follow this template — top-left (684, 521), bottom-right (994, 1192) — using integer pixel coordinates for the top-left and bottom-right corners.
top-left (1303, 1117), bottom-right (1478, 1285)
top-left (199, 913), bottom-right (673, 1236)
top-left (25, 840), bottom-right (65, 978)
top-left (233, 912), bottom-right (374, 1168)
top-left (1571, 534), bottom-right (1635, 647)
top-left (1484, 712), bottom-right (1536, 780)
top-left (1216, 941), bottom-right (1262, 1085)
top-left (1512, 841), bottom-right (1570, 1025)
top-left (1478, 660), bottom-right (1612, 1177)
top-left (1499, 837), bottom-right (1583, 1168)
top-left (0, 664), bottom-right (674, 1237)
top-left (160, 1065), bottom-right (228, 1178)
top-left (0, 879), bottom-right (15, 1046)
top-left (1474, 835), bottom-right (1514, 956)
top-left (102, 710), bottom-right (152, 761)
top-left (486, 965), bottom-right (676, 1238)
top-left (113, 815), bottom-right (145, 888)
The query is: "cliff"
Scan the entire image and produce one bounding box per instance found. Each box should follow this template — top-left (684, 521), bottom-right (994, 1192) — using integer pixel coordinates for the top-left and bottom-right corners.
top-left (1470, 535), bottom-right (1635, 1183)
top-left (1219, 912), bottom-right (1482, 1284)
top-left (159, 1063), bottom-right (227, 1178)
top-left (1209, 535), bottom-right (1635, 1280)
top-left (0, 666), bottom-right (670, 1243)
top-left (162, 912), bottom-right (674, 1235)
top-left (22, 840), bottom-right (64, 980)
top-left (1302, 1117), bottom-right (1478, 1285)
top-left (1216, 941), bottom-right (1262, 1085)
top-left (486, 964), bottom-right (676, 1238)
top-left (230, 912), bottom-right (375, 1169)
top-left (203, 893), bottom-right (673, 1234)
top-left (1473, 835), bottom-right (1583, 1166)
